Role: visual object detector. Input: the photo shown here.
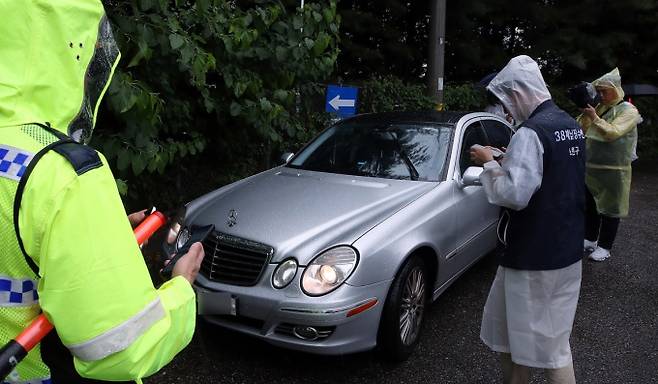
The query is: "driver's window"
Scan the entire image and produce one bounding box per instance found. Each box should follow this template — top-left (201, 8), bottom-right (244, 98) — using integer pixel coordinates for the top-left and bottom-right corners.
top-left (459, 122), bottom-right (487, 174)
top-left (481, 119), bottom-right (513, 149)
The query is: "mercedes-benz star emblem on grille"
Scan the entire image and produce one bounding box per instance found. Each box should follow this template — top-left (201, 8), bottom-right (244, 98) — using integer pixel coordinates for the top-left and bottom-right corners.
top-left (227, 209), bottom-right (238, 227)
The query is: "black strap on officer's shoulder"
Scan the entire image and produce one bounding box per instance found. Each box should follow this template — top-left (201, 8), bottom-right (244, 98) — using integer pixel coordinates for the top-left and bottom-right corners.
top-left (12, 123), bottom-right (103, 277)
top-left (52, 142), bottom-right (104, 175)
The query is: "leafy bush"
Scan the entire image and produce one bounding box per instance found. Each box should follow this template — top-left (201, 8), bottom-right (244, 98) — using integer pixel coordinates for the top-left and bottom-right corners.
top-left (444, 84), bottom-right (488, 111)
top-left (359, 76), bottom-right (436, 112)
top-left (358, 76), bottom-right (488, 113)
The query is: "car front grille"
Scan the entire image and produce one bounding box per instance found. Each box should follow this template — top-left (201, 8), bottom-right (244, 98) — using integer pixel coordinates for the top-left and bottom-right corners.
top-left (200, 232), bottom-right (273, 286)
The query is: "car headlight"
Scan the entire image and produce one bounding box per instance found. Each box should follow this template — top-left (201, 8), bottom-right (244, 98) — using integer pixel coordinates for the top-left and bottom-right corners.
top-left (175, 227), bottom-right (191, 252)
top-left (166, 207), bottom-right (188, 251)
top-left (272, 259), bottom-right (298, 289)
top-left (301, 246), bottom-right (358, 296)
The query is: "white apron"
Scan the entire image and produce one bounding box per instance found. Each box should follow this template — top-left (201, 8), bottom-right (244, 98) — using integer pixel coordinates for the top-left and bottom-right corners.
top-left (480, 261), bottom-right (582, 369)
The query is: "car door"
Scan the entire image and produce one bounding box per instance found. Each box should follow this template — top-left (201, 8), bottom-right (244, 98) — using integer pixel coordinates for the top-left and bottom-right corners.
top-left (443, 117), bottom-right (512, 274)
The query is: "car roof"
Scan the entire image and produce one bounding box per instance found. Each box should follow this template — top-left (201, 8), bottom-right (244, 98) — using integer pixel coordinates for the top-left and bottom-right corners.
top-left (338, 111), bottom-right (471, 126)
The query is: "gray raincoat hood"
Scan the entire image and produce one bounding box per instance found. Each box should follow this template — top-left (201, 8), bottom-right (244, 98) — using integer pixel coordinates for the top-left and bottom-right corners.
top-left (487, 55), bottom-right (552, 124)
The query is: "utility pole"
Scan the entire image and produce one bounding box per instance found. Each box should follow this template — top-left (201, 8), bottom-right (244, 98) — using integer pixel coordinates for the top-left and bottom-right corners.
top-left (300, 0), bottom-right (304, 33)
top-left (428, 0), bottom-right (446, 110)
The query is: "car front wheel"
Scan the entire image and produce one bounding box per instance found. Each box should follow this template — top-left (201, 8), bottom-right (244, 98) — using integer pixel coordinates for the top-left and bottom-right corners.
top-left (378, 255), bottom-right (428, 361)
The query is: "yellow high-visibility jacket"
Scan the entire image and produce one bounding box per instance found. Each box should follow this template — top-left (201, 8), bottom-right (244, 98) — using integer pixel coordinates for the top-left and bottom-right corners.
top-left (0, 1), bottom-right (196, 382)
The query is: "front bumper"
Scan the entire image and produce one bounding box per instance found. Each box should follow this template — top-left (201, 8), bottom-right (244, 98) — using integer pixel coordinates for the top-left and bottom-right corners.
top-left (194, 266), bottom-right (391, 355)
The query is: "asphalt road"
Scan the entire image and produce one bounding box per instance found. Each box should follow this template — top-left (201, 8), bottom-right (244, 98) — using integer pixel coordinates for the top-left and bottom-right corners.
top-left (148, 162), bottom-right (658, 384)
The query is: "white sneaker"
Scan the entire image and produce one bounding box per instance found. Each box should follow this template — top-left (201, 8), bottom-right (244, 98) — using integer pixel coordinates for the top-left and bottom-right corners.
top-left (588, 246), bottom-right (611, 261)
top-left (584, 239), bottom-right (597, 253)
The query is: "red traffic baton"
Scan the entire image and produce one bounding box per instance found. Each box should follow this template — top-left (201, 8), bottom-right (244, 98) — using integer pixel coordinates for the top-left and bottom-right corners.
top-left (133, 211), bottom-right (167, 245)
top-left (0, 210), bottom-right (168, 380)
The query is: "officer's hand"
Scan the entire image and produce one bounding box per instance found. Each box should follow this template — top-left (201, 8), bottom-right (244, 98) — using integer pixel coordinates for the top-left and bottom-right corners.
top-left (172, 242), bottom-right (205, 284)
top-left (128, 209), bottom-right (148, 228)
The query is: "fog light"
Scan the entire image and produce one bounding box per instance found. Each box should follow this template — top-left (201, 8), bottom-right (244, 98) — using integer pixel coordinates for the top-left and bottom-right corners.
top-left (293, 326), bottom-right (319, 341)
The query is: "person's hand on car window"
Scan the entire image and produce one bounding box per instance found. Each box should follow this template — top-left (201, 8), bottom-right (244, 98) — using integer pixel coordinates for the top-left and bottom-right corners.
top-left (470, 145), bottom-right (494, 166)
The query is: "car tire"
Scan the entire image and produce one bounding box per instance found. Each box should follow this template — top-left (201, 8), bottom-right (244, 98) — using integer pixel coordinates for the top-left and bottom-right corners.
top-left (377, 255), bottom-right (428, 362)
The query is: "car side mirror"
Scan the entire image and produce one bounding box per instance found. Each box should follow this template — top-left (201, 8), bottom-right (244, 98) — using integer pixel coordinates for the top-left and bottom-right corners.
top-left (281, 152), bottom-right (294, 164)
top-left (460, 166), bottom-right (483, 187)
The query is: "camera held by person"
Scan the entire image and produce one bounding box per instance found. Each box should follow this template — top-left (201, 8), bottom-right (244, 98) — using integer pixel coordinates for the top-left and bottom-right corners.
top-left (567, 81), bottom-right (601, 109)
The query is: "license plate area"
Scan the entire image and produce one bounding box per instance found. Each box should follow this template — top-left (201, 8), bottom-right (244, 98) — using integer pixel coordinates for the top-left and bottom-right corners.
top-left (196, 287), bottom-right (237, 316)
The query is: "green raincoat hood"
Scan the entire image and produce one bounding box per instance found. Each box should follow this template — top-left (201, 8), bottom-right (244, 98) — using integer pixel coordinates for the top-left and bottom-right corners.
top-left (592, 67), bottom-right (625, 105)
top-left (0, 0), bottom-right (120, 143)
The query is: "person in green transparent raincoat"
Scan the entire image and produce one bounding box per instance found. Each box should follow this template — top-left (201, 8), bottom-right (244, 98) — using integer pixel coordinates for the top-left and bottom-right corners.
top-left (577, 68), bottom-right (641, 262)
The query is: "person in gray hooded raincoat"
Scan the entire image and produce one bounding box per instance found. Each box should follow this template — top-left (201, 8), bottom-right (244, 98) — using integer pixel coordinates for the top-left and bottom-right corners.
top-left (471, 55), bottom-right (585, 384)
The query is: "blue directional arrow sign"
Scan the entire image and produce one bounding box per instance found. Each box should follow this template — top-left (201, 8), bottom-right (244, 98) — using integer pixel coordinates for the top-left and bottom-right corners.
top-left (326, 85), bottom-right (358, 117)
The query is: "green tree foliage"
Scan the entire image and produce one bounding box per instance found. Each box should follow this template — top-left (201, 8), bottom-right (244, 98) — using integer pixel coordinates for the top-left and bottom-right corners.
top-left (335, 1), bottom-right (658, 158)
top-left (359, 76), bottom-right (435, 112)
top-left (358, 76), bottom-right (486, 112)
top-left (93, 0), bottom-right (658, 209)
top-left (336, 1), bottom-right (658, 85)
top-left (336, 1), bottom-right (429, 80)
top-left (96, 0), bottom-right (339, 206)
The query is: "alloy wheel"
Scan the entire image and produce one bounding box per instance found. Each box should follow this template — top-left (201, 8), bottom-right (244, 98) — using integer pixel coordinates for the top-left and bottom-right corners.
top-left (399, 266), bottom-right (425, 346)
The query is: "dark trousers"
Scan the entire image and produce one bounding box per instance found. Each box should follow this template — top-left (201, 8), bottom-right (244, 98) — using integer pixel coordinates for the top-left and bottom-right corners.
top-left (585, 187), bottom-right (620, 250)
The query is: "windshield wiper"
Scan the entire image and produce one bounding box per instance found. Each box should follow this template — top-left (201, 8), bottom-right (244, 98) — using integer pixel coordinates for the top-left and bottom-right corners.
top-left (400, 150), bottom-right (419, 181)
top-left (386, 131), bottom-right (419, 181)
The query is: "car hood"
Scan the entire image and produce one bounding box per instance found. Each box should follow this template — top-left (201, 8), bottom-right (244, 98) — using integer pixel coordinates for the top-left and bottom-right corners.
top-left (187, 167), bottom-right (436, 264)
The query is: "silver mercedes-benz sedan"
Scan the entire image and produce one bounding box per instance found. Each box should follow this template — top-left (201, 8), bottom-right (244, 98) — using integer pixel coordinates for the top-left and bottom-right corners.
top-left (163, 111), bottom-right (514, 361)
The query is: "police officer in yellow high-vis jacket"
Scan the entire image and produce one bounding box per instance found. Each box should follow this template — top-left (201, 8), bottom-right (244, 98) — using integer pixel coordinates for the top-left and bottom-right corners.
top-left (0, 1), bottom-right (204, 383)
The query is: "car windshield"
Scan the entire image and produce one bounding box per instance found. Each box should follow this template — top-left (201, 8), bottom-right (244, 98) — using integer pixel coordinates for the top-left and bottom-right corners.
top-left (288, 122), bottom-right (453, 181)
